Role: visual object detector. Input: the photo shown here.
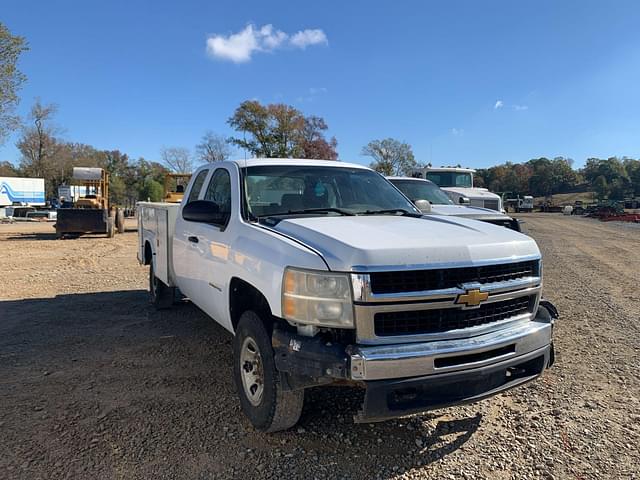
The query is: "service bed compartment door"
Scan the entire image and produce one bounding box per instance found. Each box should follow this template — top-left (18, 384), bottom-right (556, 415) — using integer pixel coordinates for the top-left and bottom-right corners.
top-left (156, 208), bottom-right (169, 284)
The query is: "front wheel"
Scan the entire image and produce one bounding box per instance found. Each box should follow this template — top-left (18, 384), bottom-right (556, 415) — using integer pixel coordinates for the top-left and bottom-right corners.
top-left (233, 311), bottom-right (304, 432)
top-left (106, 217), bottom-right (115, 238)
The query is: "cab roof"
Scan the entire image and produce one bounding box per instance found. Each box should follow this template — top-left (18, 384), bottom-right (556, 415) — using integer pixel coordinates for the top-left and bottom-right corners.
top-left (227, 158), bottom-right (370, 170)
top-left (424, 167), bottom-right (476, 173)
top-left (387, 176), bottom-right (435, 182)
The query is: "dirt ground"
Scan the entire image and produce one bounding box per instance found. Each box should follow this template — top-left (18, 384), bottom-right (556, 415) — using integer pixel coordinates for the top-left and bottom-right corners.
top-left (1, 214), bottom-right (639, 480)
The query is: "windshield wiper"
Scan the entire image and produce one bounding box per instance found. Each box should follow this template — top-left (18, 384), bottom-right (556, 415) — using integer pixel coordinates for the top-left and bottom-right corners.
top-left (358, 208), bottom-right (423, 217)
top-left (260, 207), bottom-right (355, 218)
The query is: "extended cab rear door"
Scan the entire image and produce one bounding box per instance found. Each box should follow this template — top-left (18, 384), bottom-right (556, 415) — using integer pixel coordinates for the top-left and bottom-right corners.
top-left (174, 164), bottom-right (236, 330)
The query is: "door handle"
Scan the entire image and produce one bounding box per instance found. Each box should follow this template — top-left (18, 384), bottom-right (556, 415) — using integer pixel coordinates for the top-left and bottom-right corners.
top-left (188, 236), bottom-right (199, 244)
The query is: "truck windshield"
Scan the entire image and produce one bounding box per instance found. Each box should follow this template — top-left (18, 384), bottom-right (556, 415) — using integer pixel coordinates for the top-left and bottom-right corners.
top-left (390, 179), bottom-right (454, 205)
top-left (425, 172), bottom-right (472, 188)
top-left (243, 165), bottom-right (419, 218)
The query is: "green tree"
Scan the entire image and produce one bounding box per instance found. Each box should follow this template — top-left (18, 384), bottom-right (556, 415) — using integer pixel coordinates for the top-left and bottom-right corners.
top-left (593, 175), bottom-right (608, 199)
top-left (0, 22), bottom-right (28, 145)
top-left (228, 100), bottom-right (273, 157)
top-left (582, 157), bottom-right (631, 199)
top-left (227, 100), bottom-right (338, 159)
top-left (139, 178), bottom-right (164, 202)
top-left (623, 158), bottom-right (640, 195)
top-left (362, 138), bottom-right (416, 176)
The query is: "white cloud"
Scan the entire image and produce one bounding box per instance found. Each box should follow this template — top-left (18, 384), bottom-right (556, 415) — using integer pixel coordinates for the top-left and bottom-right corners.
top-left (290, 29), bottom-right (328, 49)
top-left (451, 128), bottom-right (464, 136)
top-left (513, 104), bottom-right (529, 111)
top-left (206, 24), bottom-right (327, 63)
top-left (206, 25), bottom-right (259, 63)
top-left (494, 100), bottom-right (504, 109)
top-left (259, 24), bottom-right (288, 50)
top-left (309, 87), bottom-right (327, 95)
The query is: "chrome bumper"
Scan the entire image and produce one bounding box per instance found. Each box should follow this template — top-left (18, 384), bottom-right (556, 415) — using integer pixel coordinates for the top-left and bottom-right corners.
top-left (349, 316), bottom-right (552, 381)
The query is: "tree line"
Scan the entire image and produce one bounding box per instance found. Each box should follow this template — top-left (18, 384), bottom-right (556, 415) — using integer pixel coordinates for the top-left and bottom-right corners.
top-left (474, 157), bottom-right (640, 199)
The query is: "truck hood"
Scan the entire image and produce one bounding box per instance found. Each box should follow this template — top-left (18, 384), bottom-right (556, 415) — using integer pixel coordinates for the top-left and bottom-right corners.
top-left (443, 187), bottom-right (501, 200)
top-left (272, 215), bottom-right (539, 271)
top-left (430, 204), bottom-right (507, 218)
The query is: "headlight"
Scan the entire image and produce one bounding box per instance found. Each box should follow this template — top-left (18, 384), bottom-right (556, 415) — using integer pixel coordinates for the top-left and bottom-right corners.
top-left (282, 268), bottom-right (354, 328)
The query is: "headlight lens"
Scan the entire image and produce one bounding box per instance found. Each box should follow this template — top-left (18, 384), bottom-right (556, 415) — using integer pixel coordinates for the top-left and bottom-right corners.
top-left (282, 268), bottom-right (354, 328)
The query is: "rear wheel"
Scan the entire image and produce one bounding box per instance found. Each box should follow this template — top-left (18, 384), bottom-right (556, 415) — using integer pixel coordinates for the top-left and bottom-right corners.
top-left (149, 261), bottom-right (174, 309)
top-left (115, 209), bottom-right (125, 234)
top-left (233, 311), bottom-right (304, 432)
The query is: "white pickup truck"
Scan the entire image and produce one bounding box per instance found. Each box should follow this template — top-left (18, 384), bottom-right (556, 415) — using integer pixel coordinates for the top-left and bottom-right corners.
top-left (387, 176), bottom-right (522, 231)
top-left (137, 158), bottom-right (557, 432)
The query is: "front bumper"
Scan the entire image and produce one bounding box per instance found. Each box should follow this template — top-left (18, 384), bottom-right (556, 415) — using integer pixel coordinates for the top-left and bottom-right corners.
top-left (356, 343), bottom-right (552, 422)
top-left (273, 301), bottom-right (557, 420)
top-left (349, 317), bottom-right (551, 380)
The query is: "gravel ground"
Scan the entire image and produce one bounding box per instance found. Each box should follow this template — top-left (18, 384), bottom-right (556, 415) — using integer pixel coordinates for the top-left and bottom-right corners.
top-left (0, 214), bottom-right (638, 479)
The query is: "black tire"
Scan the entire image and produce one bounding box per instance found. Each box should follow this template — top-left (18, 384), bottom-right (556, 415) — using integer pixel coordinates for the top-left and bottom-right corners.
top-left (115, 209), bottom-right (125, 234)
top-left (149, 261), bottom-right (174, 310)
top-left (233, 311), bottom-right (304, 432)
top-left (106, 217), bottom-right (115, 238)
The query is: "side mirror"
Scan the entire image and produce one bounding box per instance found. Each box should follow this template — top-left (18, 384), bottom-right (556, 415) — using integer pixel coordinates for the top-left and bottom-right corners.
top-left (414, 199), bottom-right (432, 213)
top-left (459, 197), bottom-right (470, 205)
top-left (182, 200), bottom-right (227, 225)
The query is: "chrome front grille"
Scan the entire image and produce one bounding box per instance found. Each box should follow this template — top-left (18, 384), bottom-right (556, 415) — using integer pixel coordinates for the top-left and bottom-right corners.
top-left (351, 259), bottom-right (542, 345)
top-left (483, 199), bottom-right (500, 211)
top-left (374, 296), bottom-right (534, 337)
top-left (369, 260), bottom-right (539, 295)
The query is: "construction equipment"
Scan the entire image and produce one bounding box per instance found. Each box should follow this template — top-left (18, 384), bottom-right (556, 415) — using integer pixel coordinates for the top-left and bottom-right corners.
top-left (55, 167), bottom-right (124, 238)
top-left (586, 201), bottom-right (625, 220)
top-left (163, 173), bottom-right (192, 203)
top-left (571, 200), bottom-right (585, 215)
top-left (505, 195), bottom-right (534, 213)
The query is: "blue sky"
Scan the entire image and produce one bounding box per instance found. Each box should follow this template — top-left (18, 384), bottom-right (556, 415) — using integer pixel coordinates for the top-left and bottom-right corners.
top-left (2, 0), bottom-right (639, 168)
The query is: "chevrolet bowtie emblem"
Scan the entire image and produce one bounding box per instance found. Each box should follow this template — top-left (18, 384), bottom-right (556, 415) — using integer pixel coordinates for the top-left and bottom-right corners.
top-left (455, 289), bottom-right (489, 307)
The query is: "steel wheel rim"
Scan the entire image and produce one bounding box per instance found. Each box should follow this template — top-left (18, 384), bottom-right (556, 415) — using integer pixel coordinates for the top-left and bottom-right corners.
top-left (240, 336), bottom-right (264, 406)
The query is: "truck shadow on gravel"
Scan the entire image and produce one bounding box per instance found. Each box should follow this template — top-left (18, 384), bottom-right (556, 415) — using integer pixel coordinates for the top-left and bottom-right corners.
top-left (2, 231), bottom-right (60, 240)
top-left (1, 290), bottom-right (481, 479)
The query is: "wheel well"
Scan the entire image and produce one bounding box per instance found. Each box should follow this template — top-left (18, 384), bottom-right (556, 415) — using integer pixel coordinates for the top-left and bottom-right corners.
top-left (144, 241), bottom-right (153, 265)
top-left (229, 278), bottom-right (272, 332)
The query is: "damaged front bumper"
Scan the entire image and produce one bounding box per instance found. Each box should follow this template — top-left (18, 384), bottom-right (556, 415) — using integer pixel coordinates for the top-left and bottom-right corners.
top-left (272, 300), bottom-right (558, 421)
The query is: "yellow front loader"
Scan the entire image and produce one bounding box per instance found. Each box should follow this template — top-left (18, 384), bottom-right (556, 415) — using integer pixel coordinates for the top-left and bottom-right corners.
top-left (163, 173), bottom-right (192, 203)
top-left (55, 167), bottom-right (124, 238)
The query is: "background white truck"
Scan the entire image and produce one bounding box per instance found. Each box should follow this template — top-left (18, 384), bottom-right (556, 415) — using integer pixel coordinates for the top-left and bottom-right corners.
top-left (414, 167), bottom-right (504, 212)
top-left (0, 176), bottom-right (46, 206)
top-left (388, 176), bottom-right (521, 231)
top-left (138, 158), bottom-right (557, 432)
